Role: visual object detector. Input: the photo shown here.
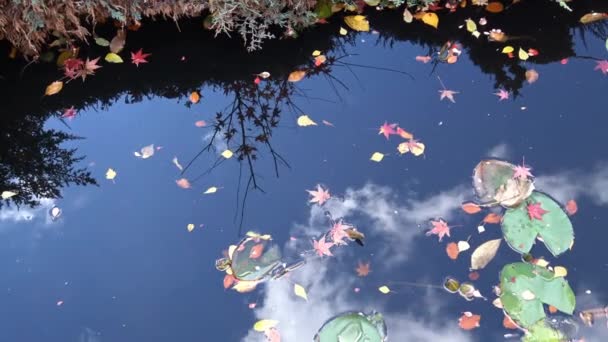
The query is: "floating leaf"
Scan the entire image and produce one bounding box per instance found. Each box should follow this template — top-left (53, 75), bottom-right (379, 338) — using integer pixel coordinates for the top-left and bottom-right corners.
top-left (194, 120), bottom-right (206, 127)
top-left (45, 81), bottom-right (63, 96)
top-left (553, 266), bottom-right (567, 278)
top-left (518, 48), bottom-right (529, 61)
top-left (134, 144), bottom-right (155, 159)
top-left (370, 152), bottom-right (384, 162)
top-left (204, 186), bottom-right (218, 194)
top-left (500, 262), bottom-right (575, 328)
top-left (104, 52), bottom-right (123, 63)
top-left (176, 178), bottom-right (191, 189)
top-left (472, 159), bottom-right (534, 208)
top-left (443, 277), bottom-right (460, 293)
top-left (446, 242), bottom-right (459, 260)
top-left (105, 168), bottom-right (117, 181)
top-left (525, 69), bottom-right (539, 84)
top-left (221, 150), bottom-right (234, 159)
top-left (254, 320), bottom-right (279, 332)
top-left (486, 2), bottom-right (504, 13)
top-left (94, 37), bottom-right (110, 47)
top-left (187, 224), bottom-right (195, 232)
top-left (416, 12), bottom-right (439, 29)
top-left (378, 285), bottom-right (391, 294)
top-left (109, 30), bottom-right (126, 53)
top-left (523, 320), bottom-right (566, 342)
top-left (565, 199), bottom-right (578, 216)
top-left (190, 91), bottom-right (201, 103)
top-left (471, 238), bottom-right (501, 270)
top-left (458, 312), bottom-right (481, 330)
top-left (458, 241), bottom-right (471, 252)
top-left (344, 15), bottom-right (370, 32)
top-left (462, 202), bottom-right (482, 214)
top-left (288, 70), bottom-right (306, 82)
top-left (403, 8), bottom-right (413, 23)
top-left (502, 191), bottom-right (574, 256)
top-left (1, 191), bottom-right (18, 199)
top-left (56, 50), bottom-right (73, 67)
top-left (339, 27), bottom-right (348, 35)
top-left (297, 115), bottom-right (317, 127)
top-left (579, 12), bottom-right (608, 24)
top-left (483, 213), bottom-right (502, 224)
top-left (294, 284), bottom-right (308, 301)
top-left (465, 19), bottom-right (477, 33)
top-left (502, 46), bottom-right (514, 54)
top-left (503, 315), bottom-right (519, 330)
top-left (172, 157), bottom-right (183, 171)
top-left (314, 0), bottom-right (332, 19)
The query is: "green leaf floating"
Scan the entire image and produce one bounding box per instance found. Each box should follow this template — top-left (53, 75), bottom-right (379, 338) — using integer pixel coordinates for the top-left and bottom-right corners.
top-left (522, 320), bottom-right (566, 342)
top-left (500, 262), bottom-right (575, 328)
top-left (502, 191), bottom-right (574, 256)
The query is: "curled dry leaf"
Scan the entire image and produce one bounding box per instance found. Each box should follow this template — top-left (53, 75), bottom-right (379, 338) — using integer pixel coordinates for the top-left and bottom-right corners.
top-left (471, 239), bottom-right (502, 270)
top-left (446, 242), bottom-right (459, 260)
top-left (462, 202), bottom-right (482, 214)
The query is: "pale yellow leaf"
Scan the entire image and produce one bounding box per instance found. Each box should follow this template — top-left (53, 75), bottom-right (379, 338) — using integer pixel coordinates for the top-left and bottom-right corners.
top-left (204, 186), bottom-right (218, 194)
top-left (187, 224), bottom-right (195, 232)
top-left (339, 27), bottom-right (348, 35)
top-left (470, 238), bottom-right (501, 270)
top-left (288, 70), bottom-right (306, 82)
top-left (233, 280), bottom-right (260, 293)
top-left (518, 48), bottom-right (529, 61)
top-left (221, 150), bottom-right (234, 159)
top-left (1, 191), bottom-right (18, 199)
top-left (312, 50), bottom-right (322, 57)
top-left (45, 81), bottom-right (64, 96)
top-left (294, 283), bottom-right (308, 301)
top-left (378, 285), bottom-right (391, 294)
top-left (105, 52), bottom-right (124, 63)
top-left (502, 46), bottom-right (514, 54)
top-left (297, 115), bottom-right (317, 127)
top-left (370, 152), bottom-right (384, 162)
top-left (105, 168), bottom-right (117, 180)
top-left (457, 241), bottom-right (471, 252)
top-left (465, 19), bottom-right (477, 33)
top-left (254, 319), bottom-right (279, 332)
top-left (553, 266), bottom-right (568, 278)
top-left (228, 245), bottom-right (237, 259)
top-left (535, 258), bottom-right (550, 268)
top-left (135, 144), bottom-right (155, 159)
top-left (344, 15), bottom-right (370, 32)
top-left (403, 8), bottom-right (413, 23)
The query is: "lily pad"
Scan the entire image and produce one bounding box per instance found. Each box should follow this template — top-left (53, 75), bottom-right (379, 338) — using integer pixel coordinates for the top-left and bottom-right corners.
top-left (523, 320), bottom-right (566, 342)
top-left (500, 262), bottom-right (575, 328)
top-left (502, 191), bottom-right (574, 256)
top-left (473, 159), bottom-right (534, 208)
top-left (314, 311), bottom-right (387, 342)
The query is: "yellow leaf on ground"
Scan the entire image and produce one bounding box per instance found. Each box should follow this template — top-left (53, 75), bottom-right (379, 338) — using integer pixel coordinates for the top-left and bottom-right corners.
top-left (344, 15), bottom-right (370, 32)
top-left (221, 150), bottom-right (233, 159)
top-left (378, 285), bottom-right (391, 294)
top-left (294, 283), bottom-right (308, 301)
top-left (370, 152), bottom-right (384, 162)
top-left (45, 81), bottom-right (63, 96)
top-left (297, 115), bottom-right (317, 127)
top-left (104, 52), bottom-right (123, 63)
top-left (288, 70), bottom-right (306, 82)
top-left (105, 168), bottom-right (117, 180)
top-left (254, 320), bottom-right (279, 332)
top-left (187, 224), bottom-right (195, 232)
top-left (204, 186), bottom-right (218, 194)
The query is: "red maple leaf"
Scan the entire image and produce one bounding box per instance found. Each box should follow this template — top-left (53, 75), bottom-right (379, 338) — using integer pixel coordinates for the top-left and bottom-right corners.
top-left (313, 237), bottom-right (334, 257)
top-left (62, 106), bottom-right (77, 120)
top-left (512, 163), bottom-right (533, 180)
top-left (131, 48), bottom-right (151, 67)
top-left (594, 60), bottom-right (608, 75)
top-left (494, 89), bottom-right (510, 101)
top-left (330, 220), bottom-right (351, 245)
top-left (426, 219), bottom-right (451, 242)
top-left (307, 185), bottom-right (330, 205)
top-left (76, 57), bottom-right (102, 81)
top-left (355, 261), bottom-right (371, 277)
top-left (527, 202), bottom-right (548, 221)
top-left (378, 122), bottom-right (397, 139)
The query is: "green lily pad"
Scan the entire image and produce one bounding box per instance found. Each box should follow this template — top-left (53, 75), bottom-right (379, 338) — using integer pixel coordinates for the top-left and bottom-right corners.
top-left (314, 311), bottom-right (387, 342)
top-left (523, 320), bottom-right (566, 342)
top-left (472, 159), bottom-right (534, 208)
top-left (500, 262), bottom-right (575, 328)
top-left (314, 0), bottom-right (333, 19)
top-left (502, 191), bottom-right (574, 256)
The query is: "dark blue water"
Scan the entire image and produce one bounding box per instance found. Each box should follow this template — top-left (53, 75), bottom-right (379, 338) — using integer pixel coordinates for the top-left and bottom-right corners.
top-left (1, 8), bottom-right (608, 342)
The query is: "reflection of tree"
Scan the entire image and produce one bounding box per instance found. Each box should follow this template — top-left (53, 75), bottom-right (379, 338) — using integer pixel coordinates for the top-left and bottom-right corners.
top-left (0, 113), bottom-right (97, 209)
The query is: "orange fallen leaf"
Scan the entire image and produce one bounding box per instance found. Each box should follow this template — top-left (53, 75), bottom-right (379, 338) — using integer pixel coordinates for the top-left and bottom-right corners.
top-left (190, 91), bottom-right (201, 104)
top-left (45, 80), bottom-right (64, 96)
top-left (288, 70), bottom-right (306, 82)
top-left (458, 313), bottom-right (481, 330)
top-left (468, 271), bottom-right (480, 281)
top-left (223, 274), bottom-right (236, 289)
top-left (565, 199), bottom-right (578, 216)
top-left (525, 69), bottom-right (539, 84)
top-left (462, 202), bottom-right (482, 214)
top-left (176, 178), bottom-right (191, 189)
top-left (486, 2), bottom-right (504, 13)
top-left (195, 120), bottom-right (206, 127)
top-left (483, 213), bottom-right (502, 224)
top-left (503, 315), bottom-right (518, 329)
top-left (446, 242), bottom-right (459, 260)
top-left (548, 305), bottom-right (558, 314)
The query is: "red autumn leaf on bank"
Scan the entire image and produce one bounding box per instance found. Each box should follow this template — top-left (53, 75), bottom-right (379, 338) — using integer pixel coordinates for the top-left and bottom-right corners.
top-left (131, 48), bottom-right (151, 67)
top-left (565, 199), bottom-right (578, 216)
top-left (483, 213), bottom-right (502, 224)
top-left (461, 202), bottom-right (482, 214)
top-left (458, 312), bottom-right (481, 330)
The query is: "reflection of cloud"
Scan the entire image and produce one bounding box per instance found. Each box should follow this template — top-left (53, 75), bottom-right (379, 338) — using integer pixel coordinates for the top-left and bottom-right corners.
top-left (535, 163), bottom-right (608, 205)
top-left (290, 183), bottom-right (467, 264)
top-left (0, 198), bottom-right (57, 228)
top-left (202, 129), bottom-right (228, 153)
top-left (242, 183), bottom-right (472, 342)
top-left (486, 143), bottom-right (511, 159)
top-left (79, 327), bottom-right (102, 342)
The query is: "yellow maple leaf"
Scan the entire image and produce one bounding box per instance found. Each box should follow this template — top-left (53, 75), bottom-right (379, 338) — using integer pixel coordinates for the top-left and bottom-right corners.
top-left (344, 15), bottom-right (370, 32)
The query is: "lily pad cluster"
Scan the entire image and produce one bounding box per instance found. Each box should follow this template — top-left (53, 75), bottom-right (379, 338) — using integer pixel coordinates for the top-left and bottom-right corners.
top-left (468, 160), bottom-right (577, 340)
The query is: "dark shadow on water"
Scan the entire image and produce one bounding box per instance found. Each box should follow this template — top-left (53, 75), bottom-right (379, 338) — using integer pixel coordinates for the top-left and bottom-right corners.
top-left (0, 0), bottom-right (607, 218)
